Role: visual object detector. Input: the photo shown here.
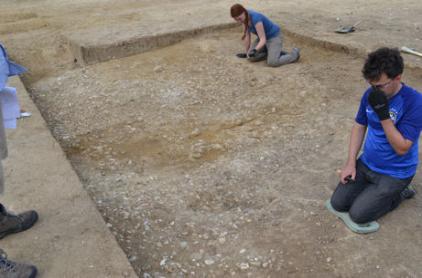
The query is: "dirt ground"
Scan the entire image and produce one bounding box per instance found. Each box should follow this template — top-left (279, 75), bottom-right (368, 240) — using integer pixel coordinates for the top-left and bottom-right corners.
top-left (1, 0), bottom-right (422, 277)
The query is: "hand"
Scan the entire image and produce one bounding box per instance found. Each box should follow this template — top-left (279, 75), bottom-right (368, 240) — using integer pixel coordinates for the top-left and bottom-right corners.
top-left (247, 48), bottom-right (257, 58)
top-left (236, 53), bottom-right (247, 58)
top-left (368, 86), bottom-right (390, 121)
top-left (339, 163), bottom-right (356, 184)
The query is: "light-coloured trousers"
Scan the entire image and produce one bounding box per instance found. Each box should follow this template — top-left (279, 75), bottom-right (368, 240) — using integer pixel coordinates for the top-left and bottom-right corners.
top-left (249, 32), bottom-right (298, 67)
top-left (0, 103), bottom-right (7, 194)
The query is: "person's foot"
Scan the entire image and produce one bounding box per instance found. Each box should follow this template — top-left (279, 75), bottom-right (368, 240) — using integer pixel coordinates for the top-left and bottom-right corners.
top-left (292, 47), bottom-right (301, 62)
top-left (0, 249), bottom-right (37, 278)
top-left (0, 204), bottom-right (38, 239)
top-left (400, 185), bottom-right (416, 200)
top-left (18, 112), bottom-right (31, 119)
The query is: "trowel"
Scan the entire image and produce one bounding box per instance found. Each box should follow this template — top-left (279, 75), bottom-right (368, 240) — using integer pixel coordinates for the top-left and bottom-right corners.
top-left (400, 46), bottom-right (422, 58)
top-left (335, 21), bottom-right (361, 34)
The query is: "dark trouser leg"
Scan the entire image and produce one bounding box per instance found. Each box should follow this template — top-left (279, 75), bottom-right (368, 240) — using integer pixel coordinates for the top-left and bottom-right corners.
top-left (348, 174), bottom-right (413, 223)
top-left (330, 160), bottom-right (370, 212)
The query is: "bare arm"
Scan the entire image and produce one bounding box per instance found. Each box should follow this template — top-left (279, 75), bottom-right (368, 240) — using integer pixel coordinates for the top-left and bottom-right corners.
top-left (253, 22), bottom-right (267, 51)
top-left (380, 119), bottom-right (413, 155)
top-left (340, 123), bottom-right (367, 183)
top-left (243, 31), bottom-right (251, 53)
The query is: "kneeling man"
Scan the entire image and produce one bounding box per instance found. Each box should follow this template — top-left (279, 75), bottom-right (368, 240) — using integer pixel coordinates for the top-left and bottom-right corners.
top-left (331, 47), bottom-right (422, 224)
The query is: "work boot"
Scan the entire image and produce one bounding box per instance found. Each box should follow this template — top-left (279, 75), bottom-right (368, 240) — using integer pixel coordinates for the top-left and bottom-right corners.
top-left (0, 249), bottom-right (37, 278)
top-left (400, 185), bottom-right (416, 200)
top-left (0, 205), bottom-right (38, 239)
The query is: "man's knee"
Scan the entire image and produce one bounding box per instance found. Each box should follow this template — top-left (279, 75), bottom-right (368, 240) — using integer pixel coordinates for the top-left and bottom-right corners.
top-left (330, 194), bottom-right (348, 212)
top-left (349, 207), bottom-right (371, 224)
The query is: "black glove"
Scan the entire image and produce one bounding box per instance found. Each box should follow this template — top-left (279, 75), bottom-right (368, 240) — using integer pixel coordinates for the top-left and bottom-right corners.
top-left (368, 86), bottom-right (390, 121)
top-left (236, 53), bottom-right (247, 58)
top-left (248, 49), bottom-right (257, 58)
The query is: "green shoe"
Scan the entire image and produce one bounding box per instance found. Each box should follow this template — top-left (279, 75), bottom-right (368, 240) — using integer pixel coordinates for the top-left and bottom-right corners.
top-left (400, 185), bottom-right (416, 200)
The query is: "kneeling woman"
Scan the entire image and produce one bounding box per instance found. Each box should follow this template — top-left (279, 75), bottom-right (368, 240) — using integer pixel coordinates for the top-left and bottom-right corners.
top-left (230, 4), bottom-right (300, 67)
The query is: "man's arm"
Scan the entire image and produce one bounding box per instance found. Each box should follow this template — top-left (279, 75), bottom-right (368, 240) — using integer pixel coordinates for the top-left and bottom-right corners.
top-left (340, 123), bottom-right (367, 183)
top-left (380, 119), bottom-right (413, 155)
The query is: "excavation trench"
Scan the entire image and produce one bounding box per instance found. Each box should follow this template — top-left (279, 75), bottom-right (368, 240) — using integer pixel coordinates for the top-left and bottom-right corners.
top-left (27, 28), bottom-right (422, 277)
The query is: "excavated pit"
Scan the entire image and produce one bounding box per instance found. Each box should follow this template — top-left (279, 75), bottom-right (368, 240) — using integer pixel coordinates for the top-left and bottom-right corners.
top-left (27, 28), bottom-right (422, 277)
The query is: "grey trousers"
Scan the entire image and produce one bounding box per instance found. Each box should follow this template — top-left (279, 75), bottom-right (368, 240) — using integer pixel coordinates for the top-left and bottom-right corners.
top-left (249, 32), bottom-right (299, 67)
top-left (0, 102), bottom-right (7, 194)
top-left (330, 159), bottom-right (413, 223)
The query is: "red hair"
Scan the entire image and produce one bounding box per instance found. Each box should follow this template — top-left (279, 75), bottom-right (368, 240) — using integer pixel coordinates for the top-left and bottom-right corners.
top-left (230, 4), bottom-right (249, 40)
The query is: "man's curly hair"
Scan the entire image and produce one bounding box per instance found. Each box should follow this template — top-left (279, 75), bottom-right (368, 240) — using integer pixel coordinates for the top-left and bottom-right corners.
top-left (362, 47), bottom-right (404, 81)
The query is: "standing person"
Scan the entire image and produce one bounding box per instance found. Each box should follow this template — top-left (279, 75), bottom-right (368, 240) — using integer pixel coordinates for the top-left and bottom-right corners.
top-left (230, 3), bottom-right (300, 67)
top-left (329, 47), bottom-right (422, 226)
top-left (0, 43), bottom-right (38, 278)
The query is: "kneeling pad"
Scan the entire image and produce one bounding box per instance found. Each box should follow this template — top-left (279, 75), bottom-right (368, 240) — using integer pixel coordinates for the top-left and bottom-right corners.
top-left (325, 200), bottom-right (379, 234)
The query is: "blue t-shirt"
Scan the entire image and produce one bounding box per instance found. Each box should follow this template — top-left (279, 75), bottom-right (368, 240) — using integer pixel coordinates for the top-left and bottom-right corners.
top-left (0, 43), bottom-right (27, 91)
top-left (247, 10), bottom-right (280, 40)
top-left (355, 84), bottom-right (422, 179)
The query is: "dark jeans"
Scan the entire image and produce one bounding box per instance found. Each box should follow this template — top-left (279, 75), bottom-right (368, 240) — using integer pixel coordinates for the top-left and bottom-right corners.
top-left (330, 160), bottom-right (413, 223)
